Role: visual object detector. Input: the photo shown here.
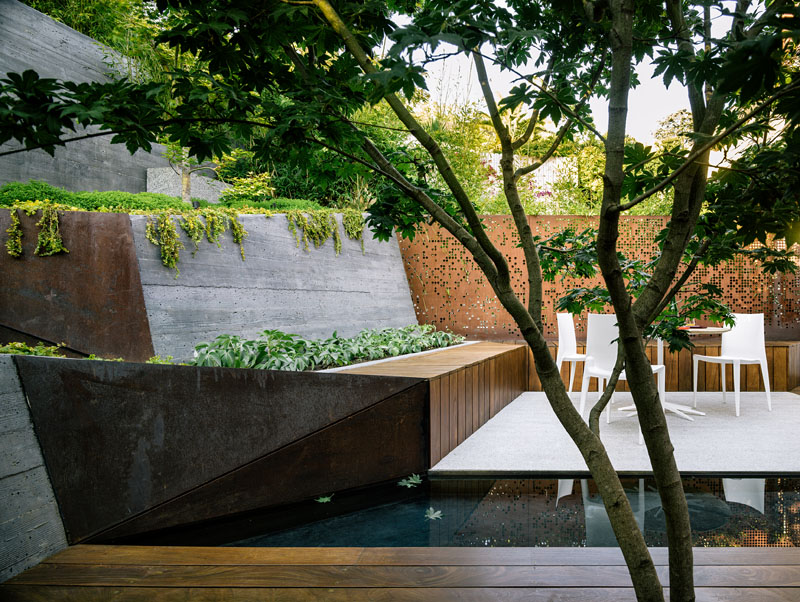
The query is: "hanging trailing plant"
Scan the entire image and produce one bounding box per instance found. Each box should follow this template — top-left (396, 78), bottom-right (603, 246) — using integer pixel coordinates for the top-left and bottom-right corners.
top-left (145, 213), bottom-right (184, 275)
top-left (180, 213), bottom-right (205, 255)
top-left (226, 210), bottom-right (248, 260)
top-left (342, 209), bottom-right (365, 253)
top-left (5, 209), bottom-right (23, 257)
top-left (34, 204), bottom-right (69, 256)
top-left (286, 210), bottom-right (342, 254)
top-left (204, 210), bottom-right (227, 246)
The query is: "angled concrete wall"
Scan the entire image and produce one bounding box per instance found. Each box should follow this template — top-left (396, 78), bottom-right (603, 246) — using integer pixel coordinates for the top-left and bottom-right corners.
top-left (0, 0), bottom-right (169, 192)
top-left (0, 356), bottom-right (67, 580)
top-left (1, 209), bottom-right (418, 361)
top-left (130, 214), bottom-right (419, 360)
top-left (147, 167), bottom-right (229, 203)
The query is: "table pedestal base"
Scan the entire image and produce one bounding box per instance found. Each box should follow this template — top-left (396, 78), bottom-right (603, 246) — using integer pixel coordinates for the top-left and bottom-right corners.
top-left (618, 401), bottom-right (705, 422)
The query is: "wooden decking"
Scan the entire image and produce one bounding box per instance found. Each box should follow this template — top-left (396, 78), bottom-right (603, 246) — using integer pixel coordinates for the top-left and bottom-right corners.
top-left (3, 545), bottom-right (800, 600)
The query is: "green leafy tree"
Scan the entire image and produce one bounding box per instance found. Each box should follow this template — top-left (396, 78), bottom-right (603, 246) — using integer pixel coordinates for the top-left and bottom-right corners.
top-left (2, 2), bottom-right (799, 599)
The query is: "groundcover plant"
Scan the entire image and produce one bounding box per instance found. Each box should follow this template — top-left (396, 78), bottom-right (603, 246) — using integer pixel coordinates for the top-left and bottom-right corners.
top-left (191, 325), bottom-right (465, 371)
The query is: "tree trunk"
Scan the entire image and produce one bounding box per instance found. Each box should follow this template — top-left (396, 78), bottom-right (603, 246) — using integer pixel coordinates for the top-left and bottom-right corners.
top-left (180, 164), bottom-right (193, 206)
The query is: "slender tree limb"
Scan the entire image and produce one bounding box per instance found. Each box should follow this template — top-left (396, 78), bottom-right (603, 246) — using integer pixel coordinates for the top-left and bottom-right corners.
top-left (309, 0), bottom-right (512, 287)
top-left (511, 55), bottom-right (556, 150)
top-left (514, 121), bottom-right (572, 180)
top-left (614, 80), bottom-right (800, 213)
top-left (473, 49), bottom-right (545, 326)
top-left (588, 351), bottom-right (625, 436)
top-left (665, 0), bottom-right (707, 127)
top-left (646, 238), bottom-right (712, 324)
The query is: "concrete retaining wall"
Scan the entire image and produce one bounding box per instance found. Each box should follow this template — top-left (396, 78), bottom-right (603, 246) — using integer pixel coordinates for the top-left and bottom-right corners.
top-left (0, 356), bottom-right (67, 581)
top-left (0, 0), bottom-right (169, 192)
top-left (147, 167), bottom-right (229, 203)
top-left (130, 214), bottom-right (419, 360)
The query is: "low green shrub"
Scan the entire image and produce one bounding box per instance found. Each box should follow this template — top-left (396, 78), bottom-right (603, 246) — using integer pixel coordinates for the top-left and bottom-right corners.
top-left (71, 191), bottom-right (188, 212)
top-left (218, 197), bottom-right (324, 211)
top-left (0, 180), bottom-right (74, 206)
top-left (191, 325), bottom-right (466, 371)
top-left (0, 180), bottom-right (188, 211)
top-left (0, 341), bottom-right (65, 357)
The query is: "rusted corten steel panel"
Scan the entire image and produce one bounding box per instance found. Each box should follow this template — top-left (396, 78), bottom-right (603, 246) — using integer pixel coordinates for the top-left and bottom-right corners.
top-left (398, 215), bottom-right (800, 341)
top-left (0, 210), bottom-right (154, 360)
top-left (14, 356), bottom-right (426, 543)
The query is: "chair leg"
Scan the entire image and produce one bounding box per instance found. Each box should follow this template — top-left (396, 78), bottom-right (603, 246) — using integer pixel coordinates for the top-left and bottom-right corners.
top-left (567, 361), bottom-right (576, 393)
top-left (760, 358), bottom-right (772, 412)
top-left (658, 369), bottom-right (666, 406)
top-left (579, 373), bottom-right (591, 417)
top-left (733, 361), bottom-right (741, 417)
top-left (692, 356), bottom-right (699, 408)
top-left (721, 363), bottom-right (727, 404)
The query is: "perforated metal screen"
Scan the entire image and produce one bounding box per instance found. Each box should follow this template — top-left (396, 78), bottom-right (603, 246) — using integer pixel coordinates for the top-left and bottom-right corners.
top-left (397, 216), bottom-right (800, 340)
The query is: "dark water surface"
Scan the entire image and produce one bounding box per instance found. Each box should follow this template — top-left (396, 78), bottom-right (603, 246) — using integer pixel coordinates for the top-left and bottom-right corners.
top-left (121, 476), bottom-right (800, 548)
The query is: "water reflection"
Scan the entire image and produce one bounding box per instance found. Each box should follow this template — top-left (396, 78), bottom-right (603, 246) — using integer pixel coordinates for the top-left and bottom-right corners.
top-left (221, 477), bottom-right (799, 548)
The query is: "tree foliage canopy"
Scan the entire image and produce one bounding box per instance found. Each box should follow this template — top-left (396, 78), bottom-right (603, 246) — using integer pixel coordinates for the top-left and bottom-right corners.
top-left (2, 2), bottom-right (800, 599)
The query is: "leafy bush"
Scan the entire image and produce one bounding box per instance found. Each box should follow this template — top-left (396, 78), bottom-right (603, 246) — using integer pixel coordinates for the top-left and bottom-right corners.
top-left (219, 197), bottom-right (324, 211)
top-left (0, 180), bottom-right (74, 206)
top-left (191, 325), bottom-right (465, 371)
top-left (0, 180), bottom-right (188, 211)
top-left (70, 191), bottom-right (188, 212)
top-left (1, 180), bottom-right (321, 213)
top-left (0, 341), bottom-right (65, 357)
top-left (218, 171), bottom-right (275, 204)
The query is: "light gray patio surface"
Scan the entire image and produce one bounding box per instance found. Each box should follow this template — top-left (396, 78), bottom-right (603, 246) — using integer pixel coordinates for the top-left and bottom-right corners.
top-left (429, 391), bottom-right (800, 476)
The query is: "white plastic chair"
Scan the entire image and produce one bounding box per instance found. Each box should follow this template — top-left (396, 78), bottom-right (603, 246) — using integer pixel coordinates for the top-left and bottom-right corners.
top-left (579, 314), bottom-right (666, 424)
top-left (556, 313), bottom-right (587, 392)
top-left (692, 313), bottom-right (772, 416)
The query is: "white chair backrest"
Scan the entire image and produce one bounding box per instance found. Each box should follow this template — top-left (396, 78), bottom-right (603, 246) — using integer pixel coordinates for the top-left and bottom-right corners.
top-left (722, 313), bottom-right (765, 358)
top-left (556, 313), bottom-right (578, 360)
top-left (585, 314), bottom-right (619, 372)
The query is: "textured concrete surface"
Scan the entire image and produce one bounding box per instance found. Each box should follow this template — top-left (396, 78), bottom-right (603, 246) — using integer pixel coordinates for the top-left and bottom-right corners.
top-left (0, 356), bottom-right (67, 580)
top-left (147, 167), bottom-right (229, 203)
top-left (130, 214), bottom-right (418, 361)
top-left (0, 0), bottom-right (169, 192)
top-left (431, 391), bottom-right (800, 475)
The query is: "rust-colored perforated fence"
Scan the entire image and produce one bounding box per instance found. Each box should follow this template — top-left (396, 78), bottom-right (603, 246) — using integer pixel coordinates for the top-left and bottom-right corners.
top-left (397, 215), bottom-right (800, 341)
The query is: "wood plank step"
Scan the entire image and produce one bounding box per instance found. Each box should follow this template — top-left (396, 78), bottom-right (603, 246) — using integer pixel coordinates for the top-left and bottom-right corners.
top-left (2, 586), bottom-right (800, 602)
top-left (42, 545), bottom-right (800, 567)
top-left (8, 563), bottom-right (800, 588)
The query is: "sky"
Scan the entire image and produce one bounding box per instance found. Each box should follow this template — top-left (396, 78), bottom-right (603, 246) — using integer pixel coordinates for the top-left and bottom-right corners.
top-left (419, 9), bottom-right (737, 146)
top-left (425, 53), bottom-right (691, 145)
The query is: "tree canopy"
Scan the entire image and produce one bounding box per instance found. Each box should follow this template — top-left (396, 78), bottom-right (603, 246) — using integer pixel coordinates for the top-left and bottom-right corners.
top-left (2, 1), bottom-right (799, 599)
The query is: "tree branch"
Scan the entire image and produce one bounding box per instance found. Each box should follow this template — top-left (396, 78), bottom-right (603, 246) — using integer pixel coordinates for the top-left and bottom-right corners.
top-left (646, 238), bottom-right (712, 324)
top-left (309, 0), bottom-right (512, 287)
top-left (588, 351), bottom-right (625, 436)
top-left (473, 48), bottom-right (545, 326)
top-left (614, 80), bottom-right (800, 212)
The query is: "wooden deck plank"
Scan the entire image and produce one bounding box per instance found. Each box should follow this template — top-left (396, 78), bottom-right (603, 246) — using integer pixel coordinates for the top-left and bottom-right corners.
top-left (8, 562), bottom-right (800, 588)
top-left (4, 585), bottom-right (799, 602)
top-left (43, 545), bottom-right (800, 568)
top-left (5, 546), bottom-right (800, 602)
top-left (0, 585), bottom-right (643, 602)
top-left (337, 343), bottom-right (520, 379)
